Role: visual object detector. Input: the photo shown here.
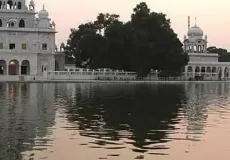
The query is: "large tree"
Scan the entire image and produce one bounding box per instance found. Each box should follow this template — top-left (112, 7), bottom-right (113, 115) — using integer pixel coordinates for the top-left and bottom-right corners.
top-left (64, 2), bottom-right (188, 77)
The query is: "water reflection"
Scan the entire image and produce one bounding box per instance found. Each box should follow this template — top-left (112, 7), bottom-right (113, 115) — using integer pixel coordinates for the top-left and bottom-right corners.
top-left (0, 83), bottom-right (56, 160)
top-left (1, 83), bottom-right (230, 159)
top-left (63, 84), bottom-right (188, 154)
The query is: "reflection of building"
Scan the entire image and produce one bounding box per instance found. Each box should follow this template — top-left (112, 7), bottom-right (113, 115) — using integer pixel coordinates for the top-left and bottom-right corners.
top-left (183, 17), bottom-right (230, 80)
top-left (0, 0), bottom-right (64, 77)
top-left (0, 83), bottom-right (56, 158)
top-left (183, 83), bottom-right (230, 137)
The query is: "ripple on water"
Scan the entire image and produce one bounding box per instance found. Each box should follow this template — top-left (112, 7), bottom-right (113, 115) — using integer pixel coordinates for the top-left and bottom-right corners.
top-left (1, 83), bottom-right (230, 159)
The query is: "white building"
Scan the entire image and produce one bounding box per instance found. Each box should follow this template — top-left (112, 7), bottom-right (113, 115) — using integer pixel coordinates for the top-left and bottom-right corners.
top-left (0, 0), bottom-right (64, 79)
top-left (183, 17), bottom-right (230, 81)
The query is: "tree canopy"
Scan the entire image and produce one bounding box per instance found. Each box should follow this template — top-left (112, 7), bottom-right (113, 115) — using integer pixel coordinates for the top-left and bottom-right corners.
top-left (64, 2), bottom-right (188, 77)
top-left (207, 46), bottom-right (230, 62)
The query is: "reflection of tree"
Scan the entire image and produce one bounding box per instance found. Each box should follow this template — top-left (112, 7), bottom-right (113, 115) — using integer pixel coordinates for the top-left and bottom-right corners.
top-left (0, 83), bottom-right (56, 160)
top-left (66, 84), bottom-right (187, 150)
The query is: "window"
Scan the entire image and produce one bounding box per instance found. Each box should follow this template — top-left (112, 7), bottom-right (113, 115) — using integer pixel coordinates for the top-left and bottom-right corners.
top-left (42, 43), bottom-right (47, 50)
top-left (21, 44), bottom-right (26, 50)
top-left (0, 19), bottom-right (2, 27)
top-left (42, 66), bottom-right (46, 72)
top-left (7, 21), bottom-right (15, 27)
top-left (9, 43), bottom-right (15, 50)
top-left (19, 19), bottom-right (25, 28)
top-left (0, 43), bottom-right (3, 49)
top-left (7, 0), bottom-right (13, 9)
top-left (17, 2), bottom-right (21, 9)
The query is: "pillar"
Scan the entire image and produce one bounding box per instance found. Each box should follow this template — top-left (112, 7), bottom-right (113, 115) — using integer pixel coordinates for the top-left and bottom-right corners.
top-left (184, 66), bottom-right (188, 78)
top-left (6, 61), bottom-right (8, 75)
top-left (3, 1), bottom-right (6, 9)
top-left (221, 66), bottom-right (225, 78)
top-left (228, 67), bottom-right (230, 78)
top-left (191, 43), bottom-right (194, 53)
top-left (185, 66), bottom-right (188, 73)
top-left (19, 65), bottom-right (21, 75)
top-left (192, 66), bottom-right (196, 77)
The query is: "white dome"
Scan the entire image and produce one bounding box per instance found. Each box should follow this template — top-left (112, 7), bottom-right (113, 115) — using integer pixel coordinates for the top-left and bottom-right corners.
top-left (187, 25), bottom-right (203, 37)
top-left (38, 5), bottom-right (49, 18)
top-left (29, 0), bottom-right (35, 6)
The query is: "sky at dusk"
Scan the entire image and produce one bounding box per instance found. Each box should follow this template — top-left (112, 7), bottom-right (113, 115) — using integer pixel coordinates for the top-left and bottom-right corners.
top-left (32, 0), bottom-right (230, 50)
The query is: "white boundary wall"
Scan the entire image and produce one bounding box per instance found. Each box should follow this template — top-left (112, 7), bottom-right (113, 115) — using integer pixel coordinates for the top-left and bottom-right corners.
top-left (47, 71), bottom-right (137, 80)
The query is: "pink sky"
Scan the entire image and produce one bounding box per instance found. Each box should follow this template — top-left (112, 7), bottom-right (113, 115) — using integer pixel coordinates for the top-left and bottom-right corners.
top-left (33, 0), bottom-right (230, 50)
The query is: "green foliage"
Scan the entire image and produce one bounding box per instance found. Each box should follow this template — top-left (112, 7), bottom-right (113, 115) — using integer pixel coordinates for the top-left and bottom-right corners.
top-left (219, 53), bottom-right (230, 62)
top-left (64, 2), bottom-right (188, 77)
top-left (207, 46), bottom-right (227, 54)
top-left (207, 46), bottom-right (230, 62)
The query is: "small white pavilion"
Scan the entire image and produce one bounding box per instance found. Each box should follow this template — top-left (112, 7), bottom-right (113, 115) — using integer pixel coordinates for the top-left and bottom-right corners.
top-left (183, 16), bottom-right (230, 80)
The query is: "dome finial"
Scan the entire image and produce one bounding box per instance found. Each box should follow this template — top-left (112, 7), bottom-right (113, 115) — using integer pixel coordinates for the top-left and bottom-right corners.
top-left (38, 4), bottom-right (49, 19)
top-left (195, 17), bottom-right (197, 26)
top-left (188, 16), bottom-right (190, 29)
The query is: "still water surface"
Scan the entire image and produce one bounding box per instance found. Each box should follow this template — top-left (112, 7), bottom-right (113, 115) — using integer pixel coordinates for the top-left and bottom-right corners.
top-left (0, 83), bottom-right (230, 160)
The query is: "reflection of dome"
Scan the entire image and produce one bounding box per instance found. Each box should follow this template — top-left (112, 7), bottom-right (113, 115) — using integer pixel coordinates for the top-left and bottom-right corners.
top-left (38, 5), bottom-right (49, 18)
top-left (187, 25), bottom-right (203, 37)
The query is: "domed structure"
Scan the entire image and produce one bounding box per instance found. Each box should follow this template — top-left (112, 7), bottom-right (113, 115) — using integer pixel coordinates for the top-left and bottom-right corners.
top-left (38, 5), bottom-right (49, 19)
top-left (29, 0), bottom-right (35, 6)
top-left (187, 25), bottom-right (203, 37)
top-left (184, 17), bottom-right (207, 53)
top-left (37, 4), bottom-right (50, 28)
top-left (29, 0), bottom-right (35, 11)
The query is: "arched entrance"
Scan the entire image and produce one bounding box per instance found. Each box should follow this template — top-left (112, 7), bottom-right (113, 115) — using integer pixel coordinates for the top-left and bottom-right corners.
top-left (224, 67), bottom-right (229, 78)
top-left (187, 66), bottom-right (192, 76)
top-left (201, 66), bottom-right (205, 75)
top-left (55, 61), bottom-right (59, 71)
top-left (21, 60), bottom-right (30, 75)
top-left (187, 66), bottom-right (193, 72)
top-left (0, 60), bottom-right (6, 75)
top-left (195, 67), bottom-right (200, 75)
top-left (212, 67), bottom-right (216, 72)
top-left (8, 60), bottom-right (19, 75)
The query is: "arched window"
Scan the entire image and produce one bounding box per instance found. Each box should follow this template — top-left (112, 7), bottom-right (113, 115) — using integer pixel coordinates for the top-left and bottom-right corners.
top-left (0, 19), bottom-right (2, 27)
top-left (19, 19), bottom-right (25, 28)
top-left (7, 21), bottom-right (15, 27)
top-left (17, 1), bottom-right (21, 9)
top-left (195, 67), bottom-right (200, 73)
top-left (212, 67), bottom-right (216, 73)
top-left (7, 0), bottom-right (13, 9)
top-left (198, 45), bottom-right (201, 53)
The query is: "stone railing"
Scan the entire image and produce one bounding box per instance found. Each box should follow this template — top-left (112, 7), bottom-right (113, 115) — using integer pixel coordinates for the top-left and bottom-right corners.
top-left (47, 71), bottom-right (137, 80)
